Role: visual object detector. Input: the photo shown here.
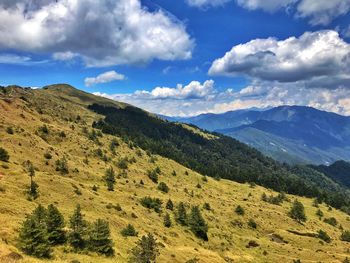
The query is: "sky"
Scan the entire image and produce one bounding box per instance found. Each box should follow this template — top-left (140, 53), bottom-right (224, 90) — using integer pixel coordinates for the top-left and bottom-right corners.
top-left (0, 0), bottom-right (350, 116)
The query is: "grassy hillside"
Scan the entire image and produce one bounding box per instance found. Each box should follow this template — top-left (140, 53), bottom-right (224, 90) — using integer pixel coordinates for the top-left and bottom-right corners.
top-left (1, 85), bottom-right (350, 262)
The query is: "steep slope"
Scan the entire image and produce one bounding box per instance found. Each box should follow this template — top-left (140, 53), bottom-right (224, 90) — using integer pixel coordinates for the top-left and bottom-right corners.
top-left (1, 85), bottom-right (350, 263)
top-left (170, 106), bottom-right (350, 164)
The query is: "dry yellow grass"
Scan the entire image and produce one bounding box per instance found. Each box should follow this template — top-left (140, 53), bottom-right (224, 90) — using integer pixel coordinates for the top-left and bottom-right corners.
top-left (0, 85), bottom-right (349, 263)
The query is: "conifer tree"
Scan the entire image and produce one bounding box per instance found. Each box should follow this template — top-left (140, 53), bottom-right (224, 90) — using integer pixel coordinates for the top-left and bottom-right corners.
top-left (46, 204), bottom-right (66, 245)
top-left (32, 204), bottom-right (47, 224)
top-left (289, 200), bottom-right (307, 223)
top-left (69, 204), bottom-right (87, 250)
top-left (166, 199), bottom-right (174, 211)
top-left (104, 167), bottom-right (116, 191)
top-left (0, 147), bottom-right (9, 162)
top-left (188, 206), bottom-right (208, 241)
top-left (176, 202), bottom-right (187, 226)
top-left (129, 233), bottom-right (159, 263)
top-left (164, 213), bottom-right (172, 228)
top-left (88, 219), bottom-right (114, 256)
top-left (18, 207), bottom-right (51, 258)
top-left (24, 160), bottom-right (38, 198)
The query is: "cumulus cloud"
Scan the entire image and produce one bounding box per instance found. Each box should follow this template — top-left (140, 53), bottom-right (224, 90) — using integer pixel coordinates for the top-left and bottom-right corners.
top-left (187, 0), bottom-right (350, 25)
top-left (296, 0), bottom-right (350, 26)
top-left (0, 0), bottom-right (193, 67)
top-left (209, 30), bottom-right (350, 88)
top-left (92, 79), bottom-right (350, 117)
top-left (85, 71), bottom-right (126, 87)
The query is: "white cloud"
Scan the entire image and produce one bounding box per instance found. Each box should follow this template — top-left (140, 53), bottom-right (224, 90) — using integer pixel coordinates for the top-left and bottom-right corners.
top-left (187, 0), bottom-right (350, 25)
top-left (0, 53), bottom-right (47, 65)
top-left (235, 0), bottom-right (296, 12)
top-left (185, 0), bottom-right (230, 8)
top-left (52, 51), bottom-right (77, 61)
top-left (209, 30), bottom-right (350, 88)
top-left (85, 70), bottom-right (126, 87)
top-left (93, 79), bottom-right (350, 117)
top-left (0, 0), bottom-right (193, 67)
top-left (296, 0), bottom-right (350, 26)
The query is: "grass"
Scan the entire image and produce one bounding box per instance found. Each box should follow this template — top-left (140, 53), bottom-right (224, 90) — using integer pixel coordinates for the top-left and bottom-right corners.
top-left (0, 85), bottom-right (350, 262)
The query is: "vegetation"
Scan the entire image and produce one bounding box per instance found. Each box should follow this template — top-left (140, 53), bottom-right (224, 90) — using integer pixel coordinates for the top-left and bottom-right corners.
top-left (88, 219), bottom-right (114, 256)
top-left (121, 224), bottom-right (138, 237)
top-left (129, 233), bottom-right (159, 263)
top-left (324, 217), bottom-right (338, 227)
top-left (68, 204), bottom-right (87, 250)
top-left (0, 147), bottom-right (9, 162)
top-left (163, 213), bottom-right (172, 228)
top-left (235, 205), bottom-right (245, 216)
top-left (157, 182), bottom-right (169, 193)
top-left (289, 200), bottom-right (307, 223)
top-left (104, 167), bottom-right (116, 191)
top-left (188, 206), bottom-right (208, 241)
top-left (318, 230), bottom-right (331, 243)
top-left (176, 202), bottom-right (187, 226)
top-left (55, 157), bottom-right (69, 175)
top-left (340, 230), bottom-right (350, 242)
top-left (140, 197), bottom-right (162, 213)
top-left (46, 204), bottom-right (66, 245)
top-left (24, 160), bottom-right (39, 199)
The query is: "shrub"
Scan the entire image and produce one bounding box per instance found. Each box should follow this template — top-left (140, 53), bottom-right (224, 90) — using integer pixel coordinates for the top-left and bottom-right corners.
top-left (203, 203), bottom-right (211, 211)
top-left (117, 157), bottom-right (128, 169)
top-left (157, 182), bottom-right (169, 193)
top-left (316, 209), bottom-right (323, 218)
top-left (44, 152), bottom-right (52, 160)
top-left (176, 202), bottom-right (187, 226)
top-left (289, 200), bottom-right (306, 223)
top-left (166, 199), bottom-right (174, 210)
top-left (6, 127), bottom-right (14, 134)
top-left (121, 224), bottom-right (138, 237)
top-left (340, 230), bottom-right (350, 242)
top-left (140, 197), bottom-right (162, 213)
top-left (188, 206), bottom-right (208, 241)
top-left (38, 125), bottom-right (49, 134)
top-left (248, 219), bottom-right (257, 229)
top-left (324, 217), bottom-right (337, 227)
top-left (55, 157), bottom-right (69, 175)
top-left (104, 167), bottom-right (116, 191)
top-left (318, 230), bottom-right (331, 243)
top-left (0, 147), bottom-right (9, 162)
top-left (147, 169), bottom-right (159, 184)
top-left (235, 205), bottom-right (245, 216)
top-left (164, 213), bottom-right (172, 228)
top-left (59, 131), bottom-right (66, 138)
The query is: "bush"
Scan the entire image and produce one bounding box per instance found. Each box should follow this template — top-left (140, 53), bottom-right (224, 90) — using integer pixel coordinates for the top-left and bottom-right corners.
top-left (117, 157), bottom-right (128, 169)
top-left (147, 169), bottom-right (159, 183)
top-left (289, 200), bottom-right (306, 223)
top-left (203, 203), bottom-right (211, 211)
top-left (0, 147), bottom-right (9, 162)
top-left (176, 202), bottom-right (187, 226)
top-left (188, 206), bottom-right (208, 241)
top-left (166, 199), bottom-right (174, 210)
top-left (44, 152), bottom-right (52, 160)
top-left (316, 209), bottom-right (323, 218)
top-left (340, 230), bottom-right (350, 242)
top-left (324, 217), bottom-right (338, 227)
top-left (164, 213), bottom-right (172, 228)
top-left (318, 229), bottom-right (331, 243)
top-left (6, 127), bottom-right (14, 134)
top-left (140, 197), bottom-right (162, 213)
top-left (121, 224), bottom-right (138, 237)
top-left (104, 167), bottom-right (116, 191)
top-left (235, 205), bottom-right (245, 216)
top-left (38, 125), bottom-right (49, 134)
top-left (157, 182), bottom-right (169, 193)
top-left (55, 157), bottom-right (69, 175)
top-left (248, 219), bottom-right (257, 229)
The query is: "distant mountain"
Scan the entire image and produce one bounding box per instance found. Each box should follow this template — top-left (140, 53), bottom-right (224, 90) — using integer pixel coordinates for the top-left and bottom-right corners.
top-left (311, 160), bottom-right (350, 188)
top-left (166, 106), bottom-right (350, 165)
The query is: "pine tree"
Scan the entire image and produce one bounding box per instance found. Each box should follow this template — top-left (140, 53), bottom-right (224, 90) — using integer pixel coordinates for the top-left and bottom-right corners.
top-left (104, 167), bottom-right (116, 191)
top-left (188, 206), bottom-right (208, 241)
top-left (24, 160), bottom-right (38, 198)
top-left (235, 205), bottom-right (245, 216)
top-left (88, 219), bottom-right (114, 256)
top-left (46, 204), bottom-right (66, 245)
top-left (32, 204), bottom-right (47, 224)
top-left (164, 213), bottom-right (172, 228)
top-left (121, 224), bottom-right (138, 237)
top-left (18, 208), bottom-right (51, 258)
top-left (176, 202), bottom-right (187, 226)
top-left (166, 199), bottom-right (174, 211)
top-left (129, 233), bottom-right (159, 263)
top-left (69, 204), bottom-right (87, 250)
top-left (0, 147), bottom-right (9, 162)
top-left (289, 200), bottom-right (307, 223)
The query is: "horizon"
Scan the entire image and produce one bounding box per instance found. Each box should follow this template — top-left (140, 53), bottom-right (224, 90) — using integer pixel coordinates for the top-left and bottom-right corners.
top-left (0, 1), bottom-right (349, 116)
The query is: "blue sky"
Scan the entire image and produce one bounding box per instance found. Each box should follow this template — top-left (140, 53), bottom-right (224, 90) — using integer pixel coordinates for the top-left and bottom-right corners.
top-left (0, 0), bottom-right (350, 116)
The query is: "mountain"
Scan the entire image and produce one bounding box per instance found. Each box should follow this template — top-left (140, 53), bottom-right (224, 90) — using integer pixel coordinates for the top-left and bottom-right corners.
top-left (311, 160), bottom-right (350, 188)
top-left (1, 85), bottom-right (350, 262)
top-left (169, 106), bottom-right (350, 165)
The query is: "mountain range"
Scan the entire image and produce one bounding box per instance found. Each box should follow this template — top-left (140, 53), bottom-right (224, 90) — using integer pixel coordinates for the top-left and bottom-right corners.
top-left (166, 106), bottom-right (350, 165)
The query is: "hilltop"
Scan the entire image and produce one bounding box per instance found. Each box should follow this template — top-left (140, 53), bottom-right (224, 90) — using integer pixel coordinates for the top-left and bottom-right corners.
top-left (0, 85), bottom-right (350, 262)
